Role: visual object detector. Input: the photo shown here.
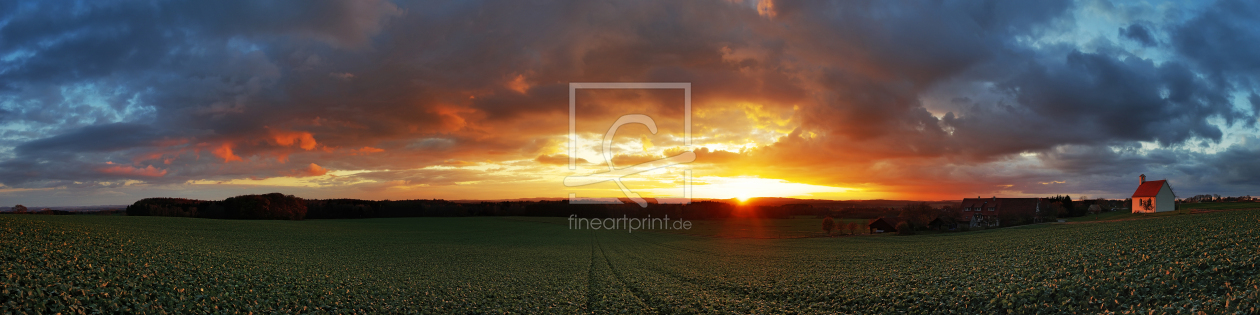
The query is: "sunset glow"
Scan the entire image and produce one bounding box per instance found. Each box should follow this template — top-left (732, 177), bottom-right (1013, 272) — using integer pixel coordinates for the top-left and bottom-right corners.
top-left (2, 0), bottom-right (1260, 206)
top-left (5, 2), bottom-right (1260, 314)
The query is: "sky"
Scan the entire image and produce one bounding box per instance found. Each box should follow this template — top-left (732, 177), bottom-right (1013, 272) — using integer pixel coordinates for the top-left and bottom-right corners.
top-left (2, 0), bottom-right (1260, 206)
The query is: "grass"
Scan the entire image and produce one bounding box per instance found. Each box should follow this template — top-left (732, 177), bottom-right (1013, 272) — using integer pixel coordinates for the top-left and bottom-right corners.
top-left (1180, 201), bottom-right (1260, 210)
top-left (517, 216), bottom-right (872, 238)
top-left (1059, 202), bottom-right (1260, 223)
top-left (2, 211), bottom-right (1258, 313)
top-left (1060, 211), bottom-right (1140, 222)
top-left (654, 216), bottom-right (871, 238)
top-left (1060, 210), bottom-right (1183, 222)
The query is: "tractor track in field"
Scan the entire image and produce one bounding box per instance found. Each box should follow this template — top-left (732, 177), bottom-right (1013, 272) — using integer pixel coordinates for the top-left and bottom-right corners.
top-left (623, 231), bottom-right (713, 256)
top-left (585, 233), bottom-right (598, 314)
top-left (593, 233), bottom-right (670, 314)
top-left (606, 237), bottom-right (771, 302)
top-left (615, 231), bottom-right (818, 305)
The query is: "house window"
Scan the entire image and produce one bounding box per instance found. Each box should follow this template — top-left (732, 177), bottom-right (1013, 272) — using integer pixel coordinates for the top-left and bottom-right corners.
top-left (988, 207), bottom-right (995, 211)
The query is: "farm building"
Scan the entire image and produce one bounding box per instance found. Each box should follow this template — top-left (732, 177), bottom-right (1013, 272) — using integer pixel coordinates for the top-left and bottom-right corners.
top-left (1087, 204), bottom-right (1102, 214)
top-left (867, 217), bottom-right (905, 233)
top-left (1131, 174), bottom-right (1176, 213)
top-left (926, 217), bottom-right (946, 230)
top-left (957, 197), bottom-right (1049, 227)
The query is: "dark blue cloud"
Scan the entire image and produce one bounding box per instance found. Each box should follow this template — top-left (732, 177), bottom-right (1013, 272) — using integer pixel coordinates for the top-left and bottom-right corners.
top-left (1171, 0), bottom-right (1260, 78)
top-left (1119, 24), bottom-right (1157, 47)
top-left (15, 123), bottom-right (161, 154)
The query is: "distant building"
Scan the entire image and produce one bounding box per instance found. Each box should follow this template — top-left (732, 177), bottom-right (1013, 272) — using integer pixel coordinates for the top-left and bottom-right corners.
top-left (957, 197), bottom-right (1048, 227)
top-left (867, 217), bottom-right (904, 233)
top-left (1131, 174), bottom-right (1176, 213)
top-left (926, 217), bottom-right (946, 230)
top-left (1087, 204), bottom-right (1102, 214)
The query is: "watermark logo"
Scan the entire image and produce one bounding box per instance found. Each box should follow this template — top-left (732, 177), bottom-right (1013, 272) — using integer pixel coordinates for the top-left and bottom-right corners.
top-left (564, 83), bottom-right (695, 208)
top-left (568, 214), bottom-right (692, 233)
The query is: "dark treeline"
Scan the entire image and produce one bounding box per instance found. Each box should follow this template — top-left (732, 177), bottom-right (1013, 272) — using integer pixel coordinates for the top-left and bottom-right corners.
top-left (1, 209), bottom-right (125, 216)
top-left (126, 193), bottom-right (306, 220)
top-left (1184, 194), bottom-right (1256, 202)
top-left (3, 204), bottom-right (125, 216)
top-left (828, 207), bottom-right (904, 219)
top-left (1045, 195), bottom-right (1082, 217)
top-left (126, 193), bottom-right (827, 220)
top-left (742, 204), bottom-right (903, 219)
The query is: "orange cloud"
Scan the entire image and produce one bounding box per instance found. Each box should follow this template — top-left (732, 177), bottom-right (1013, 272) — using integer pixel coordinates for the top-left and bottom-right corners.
top-left (291, 163), bottom-right (328, 177)
top-left (353, 146), bottom-right (384, 155)
top-left (756, 0), bottom-right (777, 18)
top-left (213, 143), bottom-right (242, 162)
top-left (271, 130), bottom-right (318, 150)
top-left (507, 74), bottom-right (530, 93)
top-left (99, 165), bottom-right (168, 177)
top-left (442, 160), bottom-right (476, 166)
top-left (427, 105), bottom-right (478, 133)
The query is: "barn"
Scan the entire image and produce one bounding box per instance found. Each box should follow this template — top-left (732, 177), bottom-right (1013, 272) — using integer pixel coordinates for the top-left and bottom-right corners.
top-left (1131, 174), bottom-right (1176, 213)
top-left (868, 217), bottom-right (904, 234)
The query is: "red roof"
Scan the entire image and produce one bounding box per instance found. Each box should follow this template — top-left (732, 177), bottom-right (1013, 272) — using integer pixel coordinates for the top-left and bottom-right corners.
top-left (1132, 180), bottom-right (1167, 197)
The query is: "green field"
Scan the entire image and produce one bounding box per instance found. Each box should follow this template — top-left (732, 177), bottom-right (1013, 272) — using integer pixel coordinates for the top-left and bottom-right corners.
top-left (1061, 211), bottom-right (1138, 222)
top-left (1060, 201), bottom-right (1260, 223)
top-left (2, 210), bottom-right (1258, 314)
top-left (1061, 210), bottom-right (1182, 222)
top-left (1180, 201), bottom-right (1260, 210)
top-left (559, 216), bottom-right (872, 239)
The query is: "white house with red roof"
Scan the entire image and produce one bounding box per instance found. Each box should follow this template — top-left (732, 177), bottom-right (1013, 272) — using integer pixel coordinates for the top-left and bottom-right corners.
top-left (1131, 174), bottom-right (1176, 213)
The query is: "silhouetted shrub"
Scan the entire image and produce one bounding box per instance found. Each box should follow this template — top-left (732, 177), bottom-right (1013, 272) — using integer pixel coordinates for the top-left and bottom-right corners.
top-left (895, 221), bottom-right (913, 235)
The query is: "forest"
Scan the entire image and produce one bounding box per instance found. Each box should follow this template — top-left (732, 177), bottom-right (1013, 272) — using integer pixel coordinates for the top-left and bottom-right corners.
top-left (125, 194), bottom-right (838, 220)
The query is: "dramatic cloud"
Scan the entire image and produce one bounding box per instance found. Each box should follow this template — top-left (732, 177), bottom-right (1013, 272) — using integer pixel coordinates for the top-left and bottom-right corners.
top-left (1120, 24), bottom-right (1157, 47)
top-left (99, 164), bottom-right (168, 178)
top-left (2, 0), bottom-right (1259, 205)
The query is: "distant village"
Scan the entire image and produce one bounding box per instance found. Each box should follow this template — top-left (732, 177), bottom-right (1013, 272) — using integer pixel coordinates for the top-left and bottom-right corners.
top-left (866, 174), bottom-right (1254, 234)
